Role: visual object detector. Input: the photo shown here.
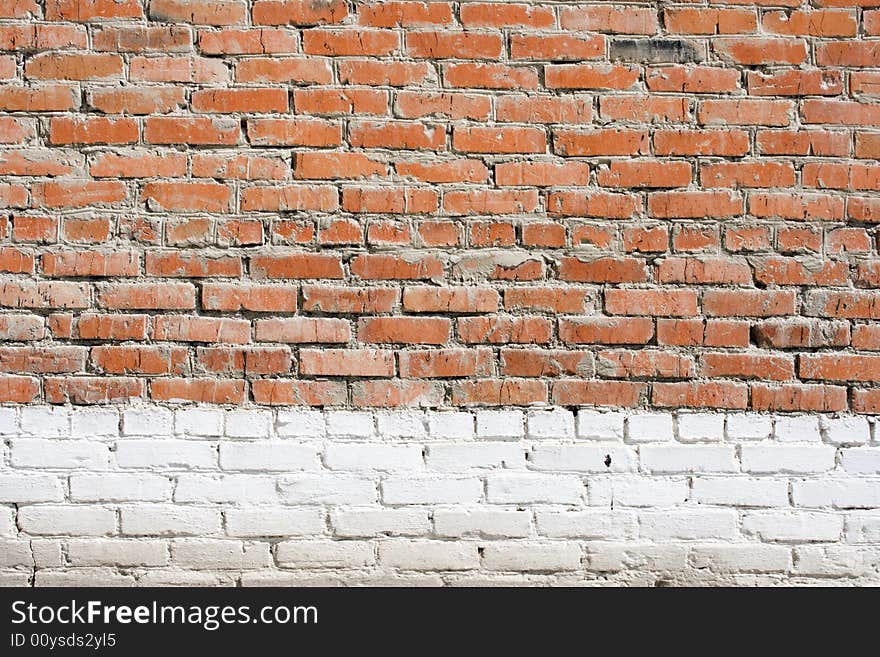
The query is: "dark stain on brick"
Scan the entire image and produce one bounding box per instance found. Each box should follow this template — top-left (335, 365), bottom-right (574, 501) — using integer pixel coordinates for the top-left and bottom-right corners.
top-left (610, 39), bottom-right (704, 64)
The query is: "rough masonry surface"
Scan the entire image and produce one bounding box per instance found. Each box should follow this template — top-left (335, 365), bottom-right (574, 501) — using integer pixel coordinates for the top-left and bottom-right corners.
top-left (0, 0), bottom-right (879, 584)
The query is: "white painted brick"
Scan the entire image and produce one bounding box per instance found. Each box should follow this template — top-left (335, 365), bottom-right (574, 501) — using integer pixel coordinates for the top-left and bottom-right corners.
top-left (279, 474), bottom-right (377, 505)
top-left (174, 474), bottom-right (277, 503)
top-left (31, 539), bottom-right (62, 568)
top-left (482, 542), bottom-right (582, 571)
top-left (379, 540), bottom-right (479, 570)
top-left (792, 546), bottom-right (875, 577)
top-left (726, 413), bottom-right (772, 441)
top-left (325, 443), bottom-right (423, 471)
top-left (225, 410), bottom-right (272, 438)
top-left (639, 509), bottom-right (738, 540)
top-left (427, 411), bottom-right (474, 439)
top-left (123, 408), bottom-right (173, 436)
top-left (821, 416), bottom-right (871, 446)
top-left (382, 475), bottom-right (481, 504)
top-left (844, 513), bottom-right (880, 544)
top-left (70, 473), bottom-right (170, 502)
top-left (377, 411), bottom-right (427, 438)
top-left (0, 508), bottom-right (15, 536)
top-left (676, 413), bottom-right (725, 442)
top-left (0, 540), bottom-right (34, 568)
top-left (331, 508), bottom-right (430, 537)
top-left (71, 408), bottom-right (119, 437)
top-left (486, 473), bottom-right (584, 504)
top-left (35, 569), bottom-right (135, 586)
top-left (67, 539), bottom-right (168, 567)
top-left (536, 510), bottom-right (638, 539)
top-left (172, 539), bottom-right (271, 569)
top-left (115, 439), bottom-right (216, 469)
top-left (612, 476), bottom-right (689, 507)
top-left (120, 505), bottom-right (221, 536)
top-left (576, 410), bottom-right (626, 441)
top-left (19, 506), bottom-right (116, 536)
top-left (0, 407), bottom-right (18, 434)
top-left (276, 540), bottom-right (375, 568)
top-left (742, 511), bottom-right (843, 542)
top-left (276, 409), bottom-right (325, 437)
top-left (627, 413), bottom-right (674, 443)
top-left (326, 411), bottom-right (374, 438)
top-left (792, 479), bottom-right (880, 509)
top-left (840, 447), bottom-right (880, 474)
top-left (12, 439), bottom-right (109, 469)
top-left (426, 442), bottom-right (524, 470)
top-left (690, 545), bottom-right (791, 573)
top-left (20, 407), bottom-right (70, 436)
top-left (225, 507), bottom-right (325, 537)
top-left (527, 409), bottom-right (575, 438)
top-left (476, 410), bottom-right (523, 439)
top-left (174, 408), bottom-right (223, 437)
top-left (587, 476), bottom-right (613, 506)
top-left (0, 474), bottom-right (64, 503)
top-left (219, 442), bottom-right (320, 471)
top-left (740, 445), bottom-right (835, 473)
top-left (640, 445), bottom-right (738, 473)
top-left (433, 508), bottom-right (531, 538)
top-left (0, 573), bottom-right (31, 586)
top-left (774, 415), bottom-right (821, 442)
top-left (587, 543), bottom-right (688, 573)
top-left (690, 477), bottom-right (789, 507)
top-left (527, 444), bottom-right (636, 473)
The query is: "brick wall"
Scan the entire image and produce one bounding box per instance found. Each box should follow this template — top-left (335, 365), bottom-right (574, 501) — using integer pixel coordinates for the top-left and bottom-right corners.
top-left (1, 1), bottom-right (879, 585)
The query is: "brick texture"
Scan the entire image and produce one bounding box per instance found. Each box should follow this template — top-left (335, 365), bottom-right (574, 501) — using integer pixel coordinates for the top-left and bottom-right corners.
top-left (0, 406), bottom-right (878, 586)
top-left (0, 1), bottom-right (878, 412)
top-left (2, 1), bottom-right (880, 586)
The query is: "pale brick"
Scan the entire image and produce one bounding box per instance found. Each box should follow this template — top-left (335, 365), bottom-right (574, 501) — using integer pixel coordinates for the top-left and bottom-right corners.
top-left (486, 473), bottom-right (584, 504)
top-left (821, 416), bottom-right (871, 446)
top-left (742, 511), bottom-right (843, 542)
top-left (276, 540), bottom-right (375, 568)
top-left (476, 410), bottom-right (524, 439)
top-left (331, 508), bottom-right (431, 537)
top-left (528, 409), bottom-right (575, 438)
top-left (19, 506), bottom-right (116, 536)
top-left (382, 475), bottom-right (482, 504)
top-left (225, 409), bottom-right (272, 437)
top-left (690, 476), bottom-right (789, 507)
top-left (124, 408), bottom-right (173, 436)
top-left (219, 442), bottom-right (321, 471)
top-left (379, 540), bottom-right (479, 570)
top-left (279, 474), bottom-right (378, 505)
top-left (325, 443), bottom-right (424, 470)
top-left (276, 409), bottom-right (324, 437)
top-left (627, 413), bottom-right (674, 443)
top-left (536, 510), bottom-right (638, 539)
top-left (175, 407), bottom-right (223, 436)
top-left (527, 444), bottom-right (636, 473)
top-left (225, 507), bottom-right (325, 537)
top-left (12, 439), bottom-right (109, 469)
top-left (740, 444), bottom-right (835, 473)
top-left (426, 442), bottom-right (524, 470)
top-left (70, 473), bottom-right (171, 502)
top-left (433, 508), bottom-right (531, 538)
top-left (640, 445), bottom-right (737, 473)
top-left (427, 411), bottom-right (474, 439)
top-left (774, 416), bottom-right (821, 442)
top-left (577, 410), bottom-right (626, 440)
top-left (115, 439), bottom-right (216, 469)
